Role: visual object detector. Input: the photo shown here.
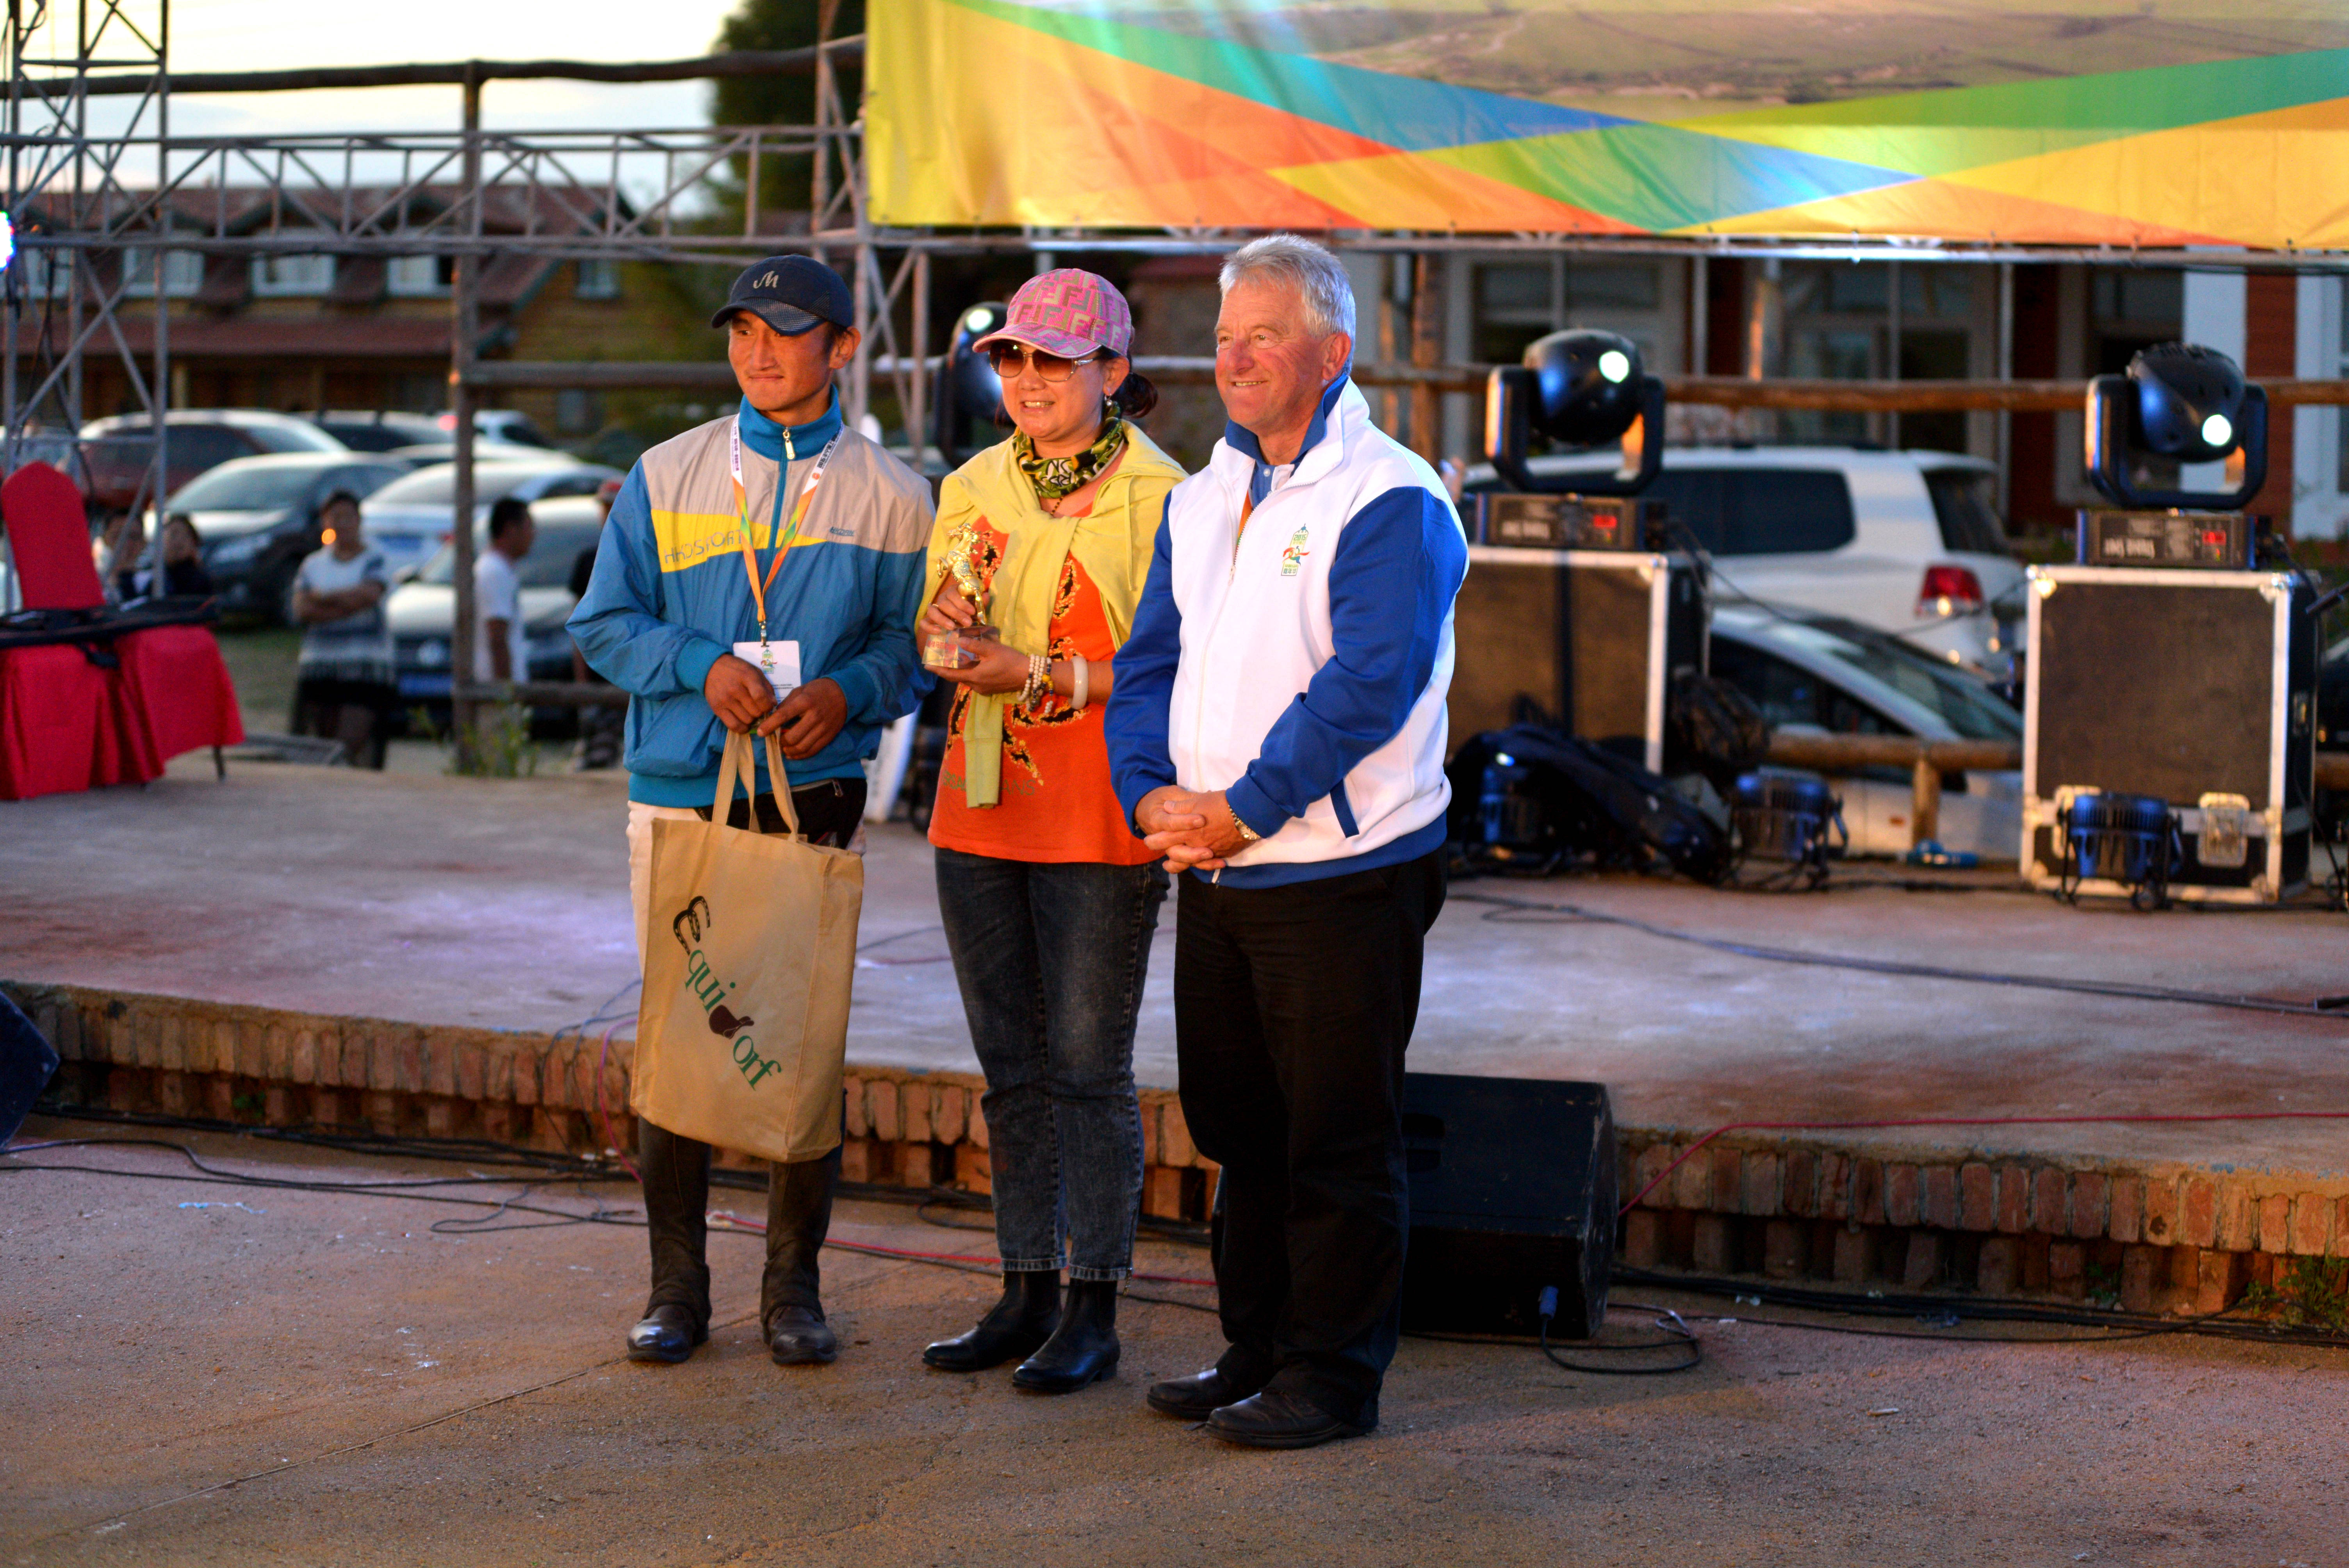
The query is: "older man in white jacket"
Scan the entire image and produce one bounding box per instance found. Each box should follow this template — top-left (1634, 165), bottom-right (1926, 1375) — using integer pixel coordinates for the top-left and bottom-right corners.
top-left (1107, 233), bottom-right (1469, 1450)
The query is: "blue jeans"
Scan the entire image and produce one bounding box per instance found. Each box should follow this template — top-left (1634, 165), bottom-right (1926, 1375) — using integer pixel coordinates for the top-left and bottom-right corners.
top-left (934, 847), bottom-right (1168, 1281)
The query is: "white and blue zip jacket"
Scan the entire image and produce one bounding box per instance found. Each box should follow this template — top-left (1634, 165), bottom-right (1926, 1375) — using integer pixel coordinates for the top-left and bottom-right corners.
top-left (568, 393), bottom-right (932, 808)
top-left (1107, 375), bottom-right (1468, 888)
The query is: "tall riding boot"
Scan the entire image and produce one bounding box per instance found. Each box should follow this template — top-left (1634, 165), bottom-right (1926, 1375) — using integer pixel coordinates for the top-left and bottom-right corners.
top-left (923, 1270), bottom-right (1060, 1372)
top-left (1011, 1278), bottom-right (1119, 1393)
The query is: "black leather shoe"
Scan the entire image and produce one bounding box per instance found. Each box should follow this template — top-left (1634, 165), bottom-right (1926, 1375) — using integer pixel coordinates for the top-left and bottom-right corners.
top-left (1011, 1278), bottom-right (1118, 1393)
top-left (1145, 1366), bottom-right (1262, 1420)
top-left (626, 1304), bottom-right (704, 1365)
top-left (1205, 1389), bottom-right (1372, 1450)
top-left (923, 1270), bottom-right (1060, 1372)
top-left (765, 1305), bottom-right (838, 1367)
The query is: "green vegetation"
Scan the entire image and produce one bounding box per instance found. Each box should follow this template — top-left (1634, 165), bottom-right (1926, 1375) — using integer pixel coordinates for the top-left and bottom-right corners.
top-left (2243, 1257), bottom-right (2349, 1334)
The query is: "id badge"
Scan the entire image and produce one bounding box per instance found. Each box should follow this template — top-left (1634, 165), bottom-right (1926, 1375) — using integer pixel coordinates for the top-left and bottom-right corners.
top-left (733, 640), bottom-right (801, 703)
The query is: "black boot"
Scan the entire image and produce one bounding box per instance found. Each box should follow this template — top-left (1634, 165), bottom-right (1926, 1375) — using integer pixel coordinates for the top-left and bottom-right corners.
top-left (1011, 1278), bottom-right (1119, 1393)
top-left (923, 1270), bottom-right (1060, 1372)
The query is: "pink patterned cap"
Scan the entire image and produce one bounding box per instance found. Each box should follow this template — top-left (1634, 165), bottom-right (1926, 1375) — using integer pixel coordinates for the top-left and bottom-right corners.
top-left (973, 268), bottom-right (1133, 359)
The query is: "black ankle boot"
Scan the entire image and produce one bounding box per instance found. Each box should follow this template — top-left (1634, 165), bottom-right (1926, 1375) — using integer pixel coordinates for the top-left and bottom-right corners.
top-left (923, 1270), bottom-right (1060, 1372)
top-left (1011, 1278), bottom-right (1118, 1393)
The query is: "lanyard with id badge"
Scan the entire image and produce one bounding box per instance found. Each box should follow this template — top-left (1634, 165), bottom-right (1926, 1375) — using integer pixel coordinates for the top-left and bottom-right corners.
top-left (729, 417), bottom-right (840, 706)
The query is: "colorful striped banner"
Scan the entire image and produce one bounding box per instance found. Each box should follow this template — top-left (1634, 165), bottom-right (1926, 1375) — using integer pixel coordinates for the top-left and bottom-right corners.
top-left (866, 0), bottom-right (2349, 248)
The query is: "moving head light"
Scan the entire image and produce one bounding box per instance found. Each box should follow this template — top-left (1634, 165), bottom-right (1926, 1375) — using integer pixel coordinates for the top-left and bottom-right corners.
top-left (1484, 328), bottom-right (1665, 498)
top-left (2086, 342), bottom-right (2267, 511)
top-left (934, 301), bottom-right (1009, 465)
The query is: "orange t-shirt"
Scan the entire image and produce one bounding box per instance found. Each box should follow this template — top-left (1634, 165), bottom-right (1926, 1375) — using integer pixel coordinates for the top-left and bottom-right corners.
top-left (927, 514), bottom-right (1157, 866)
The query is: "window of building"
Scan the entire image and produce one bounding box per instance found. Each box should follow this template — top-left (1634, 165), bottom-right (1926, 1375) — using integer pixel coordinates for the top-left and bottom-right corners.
top-left (12, 246), bottom-right (70, 298)
top-left (575, 258), bottom-right (619, 300)
top-left (251, 250), bottom-right (335, 297)
top-left (119, 247), bottom-right (202, 298)
top-left (1472, 258), bottom-right (1663, 366)
top-left (1777, 262), bottom-right (1984, 451)
top-left (2087, 267), bottom-right (2182, 375)
top-left (387, 253), bottom-right (453, 297)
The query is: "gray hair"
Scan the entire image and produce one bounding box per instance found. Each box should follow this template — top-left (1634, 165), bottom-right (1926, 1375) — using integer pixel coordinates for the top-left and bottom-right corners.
top-left (1219, 233), bottom-right (1356, 341)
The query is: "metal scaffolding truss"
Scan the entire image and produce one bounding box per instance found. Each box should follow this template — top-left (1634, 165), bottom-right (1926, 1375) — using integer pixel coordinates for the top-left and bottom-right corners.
top-left (3, 0), bottom-right (169, 502)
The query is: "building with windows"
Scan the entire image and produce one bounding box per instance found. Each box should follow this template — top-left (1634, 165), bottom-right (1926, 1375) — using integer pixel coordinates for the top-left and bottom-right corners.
top-left (12, 184), bottom-right (709, 449)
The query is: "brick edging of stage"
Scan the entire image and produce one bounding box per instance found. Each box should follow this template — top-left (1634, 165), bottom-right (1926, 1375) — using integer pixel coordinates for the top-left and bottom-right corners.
top-left (11, 978), bottom-right (2343, 1313)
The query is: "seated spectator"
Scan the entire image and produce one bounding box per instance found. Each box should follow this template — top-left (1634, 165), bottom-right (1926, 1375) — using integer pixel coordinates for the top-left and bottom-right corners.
top-left (289, 492), bottom-right (394, 768)
top-left (116, 513), bottom-right (215, 601)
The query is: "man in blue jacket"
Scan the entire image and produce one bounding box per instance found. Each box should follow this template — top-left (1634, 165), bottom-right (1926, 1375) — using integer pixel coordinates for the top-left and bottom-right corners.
top-left (1108, 235), bottom-right (1467, 1449)
top-left (570, 255), bottom-right (931, 1369)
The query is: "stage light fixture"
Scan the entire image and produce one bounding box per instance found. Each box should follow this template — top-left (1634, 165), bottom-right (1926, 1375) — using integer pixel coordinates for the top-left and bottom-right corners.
top-left (1483, 328), bottom-right (1666, 498)
top-left (933, 300), bottom-right (1009, 465)
top-left (2085, 342), bottom-right (2267, 511)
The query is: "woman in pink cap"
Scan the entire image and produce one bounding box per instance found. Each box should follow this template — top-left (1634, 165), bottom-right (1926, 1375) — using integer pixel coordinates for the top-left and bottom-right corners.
top-left (917, 268), bottom-right (1191, 1393)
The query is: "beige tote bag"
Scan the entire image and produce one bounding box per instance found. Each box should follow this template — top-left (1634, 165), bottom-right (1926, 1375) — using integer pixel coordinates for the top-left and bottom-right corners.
top-left (631, 732), bottom-right (863, 1163)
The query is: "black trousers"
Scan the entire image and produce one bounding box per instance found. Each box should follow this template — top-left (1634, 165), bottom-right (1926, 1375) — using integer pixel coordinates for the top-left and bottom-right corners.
top-left (639, 775), bottom-right (864, 1336)
top-left (1173, 850), bottom-right (1445, 1423)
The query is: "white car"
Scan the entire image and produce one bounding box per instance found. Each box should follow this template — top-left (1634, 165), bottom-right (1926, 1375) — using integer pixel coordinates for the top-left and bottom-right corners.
top-left (1709, 604), bottom-right (2025, 861)
top-left (360, 458), bottom-right (621, 578)
top-left (1465, 447), bottom-right (2028, 679)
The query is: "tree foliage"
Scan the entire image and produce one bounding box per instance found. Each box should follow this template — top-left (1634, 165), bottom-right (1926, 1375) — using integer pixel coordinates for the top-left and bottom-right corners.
top-left (709, 0), bottom-right (865, 216)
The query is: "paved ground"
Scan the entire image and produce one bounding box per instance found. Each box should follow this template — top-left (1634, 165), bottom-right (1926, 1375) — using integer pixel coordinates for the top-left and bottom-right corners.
top-left (7, 758), bottom-right (2349, 1176)
top-left (3, 1124), bottom-right (2343, 1568)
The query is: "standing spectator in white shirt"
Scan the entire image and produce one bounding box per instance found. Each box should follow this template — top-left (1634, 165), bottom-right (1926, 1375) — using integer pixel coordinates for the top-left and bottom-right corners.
top-left (475, 496), bottom-right (535, 685)
top-left (291, 492), bottom-right (395, 767)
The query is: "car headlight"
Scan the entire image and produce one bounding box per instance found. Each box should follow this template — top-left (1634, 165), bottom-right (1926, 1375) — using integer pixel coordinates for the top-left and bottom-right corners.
top-left (206, 533), bottom-right (266, 566)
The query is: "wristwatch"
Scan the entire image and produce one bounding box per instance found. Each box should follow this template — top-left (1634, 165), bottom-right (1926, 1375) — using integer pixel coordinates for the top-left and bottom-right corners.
top-left (1228, 801), bottom-right (1261, 843)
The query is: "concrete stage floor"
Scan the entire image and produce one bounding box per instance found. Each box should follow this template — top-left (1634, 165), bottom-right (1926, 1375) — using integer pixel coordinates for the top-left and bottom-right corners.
top-left (6, 1124), bottom-right (2345, 1567)
top-left (5, 756), bottom-right (2348, 1179)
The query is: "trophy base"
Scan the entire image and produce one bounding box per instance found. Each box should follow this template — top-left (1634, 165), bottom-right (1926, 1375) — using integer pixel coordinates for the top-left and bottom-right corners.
top-left (923, 625), bottom-right (997, 671)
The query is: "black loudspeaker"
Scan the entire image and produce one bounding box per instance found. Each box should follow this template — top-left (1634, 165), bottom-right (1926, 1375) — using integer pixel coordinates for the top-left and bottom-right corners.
top-left (1401, 1073), bottom-right (1616, 1339)
top-left (1447, 548), bottom-right (1704, 773)
top-left (0, 992), bottom-right (60, 1144)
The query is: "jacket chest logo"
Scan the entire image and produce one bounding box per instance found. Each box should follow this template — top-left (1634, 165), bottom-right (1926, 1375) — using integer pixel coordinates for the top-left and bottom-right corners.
top-left (1280, 526), bottom-right (1310, 577)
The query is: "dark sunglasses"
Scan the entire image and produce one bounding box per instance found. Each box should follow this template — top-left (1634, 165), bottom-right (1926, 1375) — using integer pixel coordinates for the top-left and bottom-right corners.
top-left (986, 342), bottom-right (1103, 382)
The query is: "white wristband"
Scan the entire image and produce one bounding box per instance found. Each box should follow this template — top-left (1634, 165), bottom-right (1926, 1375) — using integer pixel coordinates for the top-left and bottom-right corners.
top-left (1072, 653), bottom-right (1090, 711)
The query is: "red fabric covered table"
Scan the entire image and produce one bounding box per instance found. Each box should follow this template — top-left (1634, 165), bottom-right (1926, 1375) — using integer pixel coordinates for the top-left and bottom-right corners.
top-left (116, 624), bottom-right (245, 764)
top-left (0, 643), bottom-right (149, 799)
top-left (0, 625), bottom-right (243, 800)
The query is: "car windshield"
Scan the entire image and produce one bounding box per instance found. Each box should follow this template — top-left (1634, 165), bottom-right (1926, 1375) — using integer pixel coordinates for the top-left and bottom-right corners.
top-left (168, 464), bottom-right (321, 511)
top-left (322, 422), bottom-right (427, 453)
top-left (1923, 467), bottom-right (2010, 555)
top-left (1800, 616), bottom-right (2021, 739)
top-left (418, 519), bottom-right (604, 588)
top-left (369, 463), bottom-right (569, 507)
top-left (242, 422), bottom-right (347, 454)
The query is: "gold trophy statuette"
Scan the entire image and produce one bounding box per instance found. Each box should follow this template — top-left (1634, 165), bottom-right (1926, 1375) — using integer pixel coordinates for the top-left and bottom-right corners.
top-left (924, 516), bottom-right (1000, 670)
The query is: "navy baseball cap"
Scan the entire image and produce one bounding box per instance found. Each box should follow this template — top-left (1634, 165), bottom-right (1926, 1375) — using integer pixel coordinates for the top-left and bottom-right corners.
top-left (711, 254), bottom-right (855, 336)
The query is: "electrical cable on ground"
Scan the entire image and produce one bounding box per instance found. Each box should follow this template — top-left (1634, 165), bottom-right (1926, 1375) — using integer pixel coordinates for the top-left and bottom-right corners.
top-left (1456, 888), bottom-right (2349, 1019)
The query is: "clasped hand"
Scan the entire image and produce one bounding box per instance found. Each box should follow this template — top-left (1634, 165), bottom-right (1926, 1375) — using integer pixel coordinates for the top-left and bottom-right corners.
top-left (703, 656), bottom-right (849, 760)
top-left (1135, 785), bottom-right (1252, 871)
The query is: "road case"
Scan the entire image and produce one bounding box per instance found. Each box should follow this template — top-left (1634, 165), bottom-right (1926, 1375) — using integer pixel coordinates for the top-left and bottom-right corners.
top-left (1448, 546), bottom-right (1705, 773)
top-left (2021, 563), bottom-right (2316, 903)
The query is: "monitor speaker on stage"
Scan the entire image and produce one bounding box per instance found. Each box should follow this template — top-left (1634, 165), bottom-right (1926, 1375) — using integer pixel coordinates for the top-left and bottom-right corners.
top-left (1401, 1073), bottom-right (1616, 1339)
top-left (0, 992), bottom-right (59, 1144)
